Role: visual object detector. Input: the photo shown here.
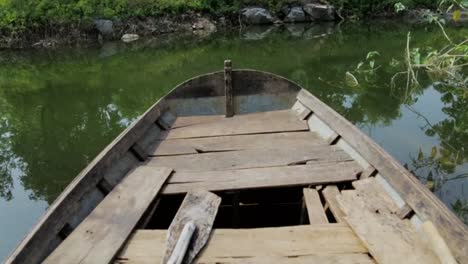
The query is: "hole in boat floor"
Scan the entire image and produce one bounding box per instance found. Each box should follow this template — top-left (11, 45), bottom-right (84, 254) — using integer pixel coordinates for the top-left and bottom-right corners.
top-left (144, 187), bottom-right (315, 229)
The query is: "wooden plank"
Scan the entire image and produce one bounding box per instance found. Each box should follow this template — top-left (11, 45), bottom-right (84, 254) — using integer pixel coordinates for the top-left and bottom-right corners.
top-left (130, 143), bottom-right (147, 161)
top-left (116, 224), bottom-right (369, 263)
top-left (360, 165), bottom-right (376, 179)
top-left (162, 162), bottom-right (361, 194)
top-left (43, 167), bottom-right (172, 264)
top-left (163, 192), bottom-right (221, 264)
top-left (327, 132), bottom-right (340, 145)
top-left (336, 190), bottom-right (438, 264)
top-left (292, 100), bottom-right (312, 120)
top-left (224, 60), bottom-right (234, 117)
top-left (152, 132), bottom-right (326, 156)
top-left (303, 188), bottom-right (328, 224)
top-left (298, 89), bottom-right (468, 262)
top-left (158, 110), bottom-right (309, 140)
top-left (351, 178), bottom-right (400, 213)
top-left (170, 115), bottom-right (225, 129)
top-left (396, 204), bottom-right (414, 219)
top-left (116, 254), bottom-right (375, 264)
top-left (422, 221), bottom-right (457, 264)
top-left (158, 110), bottom-right (177, 130)
top-left (192, 254), bottom-right (375, 264)
top-left (148, 145), bottom-right (352, 172)
top-left (321, 185), bottom-right (346, 223)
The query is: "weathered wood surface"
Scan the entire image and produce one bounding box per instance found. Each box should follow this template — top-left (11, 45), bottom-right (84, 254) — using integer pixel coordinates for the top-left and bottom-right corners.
top-left (158, 110), bottom-right (309, 140)
top-left (116, 224), bottom-right (369, 263)
top-left (167, 222), bottom-right (196, 264)
top-left (5, 106), bottom-right (162, 264)
top-left (190, 254), bottom-right (374, 264)
top-left (224, 60), bottom-right (234, 117)
top-left (321, 185), bottom-right (346, 223)
top-left (162, 161), bottom-right (361, 194)
top-left (337, 190), bottom-right (439, 264)
top-left (396, 204), bottom-right (413, 219)
top-left (422, 221), bottom-right (457, 264)
top-left (298, 89), bottom-right (468, 262)
top-left (117, 254), bottom-right (375, 264)
top-left (43, 167), bottom-right (172, 264)
top-left (303, 188), bottom-right (328, 224)
top-left (163, 191), bottom-right (221, 264)
top-left (351, 178), bottom-right (400, 213)
top-left (148, 145), bottom-right (352, 172)
top-left (170, 115), bottom-right (225, 129)
top-left (360, 165), bottom-right (376, 179)
top-left (292, 100), bottom-right (312, 120)
top-left (152, 132), bottom-right (325, 156)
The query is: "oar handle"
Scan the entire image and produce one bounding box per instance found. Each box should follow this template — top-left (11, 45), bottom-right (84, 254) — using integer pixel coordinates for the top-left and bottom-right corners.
top-left (166, 221), bottom-right (196, 264)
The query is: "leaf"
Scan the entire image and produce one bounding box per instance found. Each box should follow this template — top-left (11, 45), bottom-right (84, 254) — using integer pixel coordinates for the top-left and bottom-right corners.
top-left (431, 146), bottom-right (437, 158)
top-left (356, 62), bottom-right (364, 71)
top-left (453, 10), bottom-right (461, 22)
top-left (366, 51), bottom-right (380, 60)
top-left (462, 0), bottom-right (468, 8)
top-left (369, 60), bottom-right (375, 69)
top-left (389, 58), bottom-right (400, 67)
top-left (417, 148), bottom-right (424, 161)
top-left (394, 2), bottom-right (406, 13)
top-left (345, 71), bottom-right (359, 87)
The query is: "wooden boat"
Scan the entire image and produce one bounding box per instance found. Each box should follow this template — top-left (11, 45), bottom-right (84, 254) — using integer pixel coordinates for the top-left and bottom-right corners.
top-left (6, 61), bottom-right (467, 264)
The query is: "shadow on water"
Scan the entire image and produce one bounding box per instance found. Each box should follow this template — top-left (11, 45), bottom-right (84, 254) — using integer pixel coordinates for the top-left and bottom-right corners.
top-left (0, 21), bottom-right (467, 260)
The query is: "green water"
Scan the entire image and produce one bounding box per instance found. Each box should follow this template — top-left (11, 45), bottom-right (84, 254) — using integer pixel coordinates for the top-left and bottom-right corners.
top-left (0, 22), bottom-right (467, 260)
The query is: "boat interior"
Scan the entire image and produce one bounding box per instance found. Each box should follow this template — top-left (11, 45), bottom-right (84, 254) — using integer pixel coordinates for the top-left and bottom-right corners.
top-left (7, 64), bottom-right (466, 264)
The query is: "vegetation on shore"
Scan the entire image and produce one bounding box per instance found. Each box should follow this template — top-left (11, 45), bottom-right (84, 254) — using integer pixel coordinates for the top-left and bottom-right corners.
top-left (0, 0), bottom-right (445, 32)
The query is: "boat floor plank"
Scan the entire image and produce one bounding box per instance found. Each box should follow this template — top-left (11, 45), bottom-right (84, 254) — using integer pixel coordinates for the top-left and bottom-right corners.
top-left (351, 178), bottom-right (400, 213)
top-left (148, 145), bottom-right (352, 172)
top-left (303, 188), bottom-right (328, 224)
top-left (171, 114), bottom-right (226, 129)
top-left (43, 167), bottom-right (172, 264)
top-left (152, 131), bottom-right (326, 156)
top-left (116, 254), bottom-right (375, 264)
top-left (158, 110), bottom-right (309, 140)
top-left (162, 162), bottom-right (361, 194)
top-left (116, 224), bottom-right (369, 263)
top-left (322, 185), bottom-right (346, 223)
top-left (337, 190), bottom-right (439, 264)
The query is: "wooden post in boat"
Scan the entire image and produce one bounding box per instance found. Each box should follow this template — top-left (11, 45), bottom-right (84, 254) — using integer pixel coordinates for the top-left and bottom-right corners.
top-left (224, 60), bottom-right (233, 117)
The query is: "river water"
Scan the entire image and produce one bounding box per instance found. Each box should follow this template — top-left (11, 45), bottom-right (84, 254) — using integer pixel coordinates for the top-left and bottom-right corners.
top-left (0, 21), bottom-right (467, 260)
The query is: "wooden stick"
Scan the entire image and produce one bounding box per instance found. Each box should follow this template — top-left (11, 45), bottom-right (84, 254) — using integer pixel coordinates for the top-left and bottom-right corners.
top-left (224, 60), bottom-right (233, 117)
top-left (167, 221), bottom-right (196, 264)
top-left (422, 221), bottom-right (457, 264)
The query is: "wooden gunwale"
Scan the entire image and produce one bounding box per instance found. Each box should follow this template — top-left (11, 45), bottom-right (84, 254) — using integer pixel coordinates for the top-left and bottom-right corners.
top-left (5, 69), bottom-right (304, 264)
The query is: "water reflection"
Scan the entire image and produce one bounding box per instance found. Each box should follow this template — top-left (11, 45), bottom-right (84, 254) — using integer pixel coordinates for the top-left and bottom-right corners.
top-left (0, 21), bottom-right (467, 260)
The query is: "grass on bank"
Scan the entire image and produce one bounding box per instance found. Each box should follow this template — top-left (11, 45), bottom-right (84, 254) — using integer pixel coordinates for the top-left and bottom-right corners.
top-left (0, 0), bottom-right (439, 32)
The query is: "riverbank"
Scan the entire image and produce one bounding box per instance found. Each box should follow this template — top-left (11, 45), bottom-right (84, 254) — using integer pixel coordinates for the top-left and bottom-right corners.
top-left (0, 0), bottom-right (466, 49)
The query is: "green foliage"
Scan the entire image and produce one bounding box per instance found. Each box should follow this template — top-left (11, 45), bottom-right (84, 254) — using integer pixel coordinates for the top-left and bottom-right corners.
top-left (0, 0), bottom-right (441, 31)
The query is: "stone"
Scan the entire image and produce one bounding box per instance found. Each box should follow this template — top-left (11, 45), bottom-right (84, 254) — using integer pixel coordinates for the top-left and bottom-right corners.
top-left (121, 34), bottom-right (139, 43)
top-left (280, 6), bottom-right (291, 18)
top-left (284, 6), bottom-right (307, 23)
top-left (192, 18), bottom-right (217, 32)
top-left (240, 7), bottom-right (275, 25)
top-left (303, 4), bottom-right (336, 21)
top-left (94, 19), bottom-right (114, 38)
